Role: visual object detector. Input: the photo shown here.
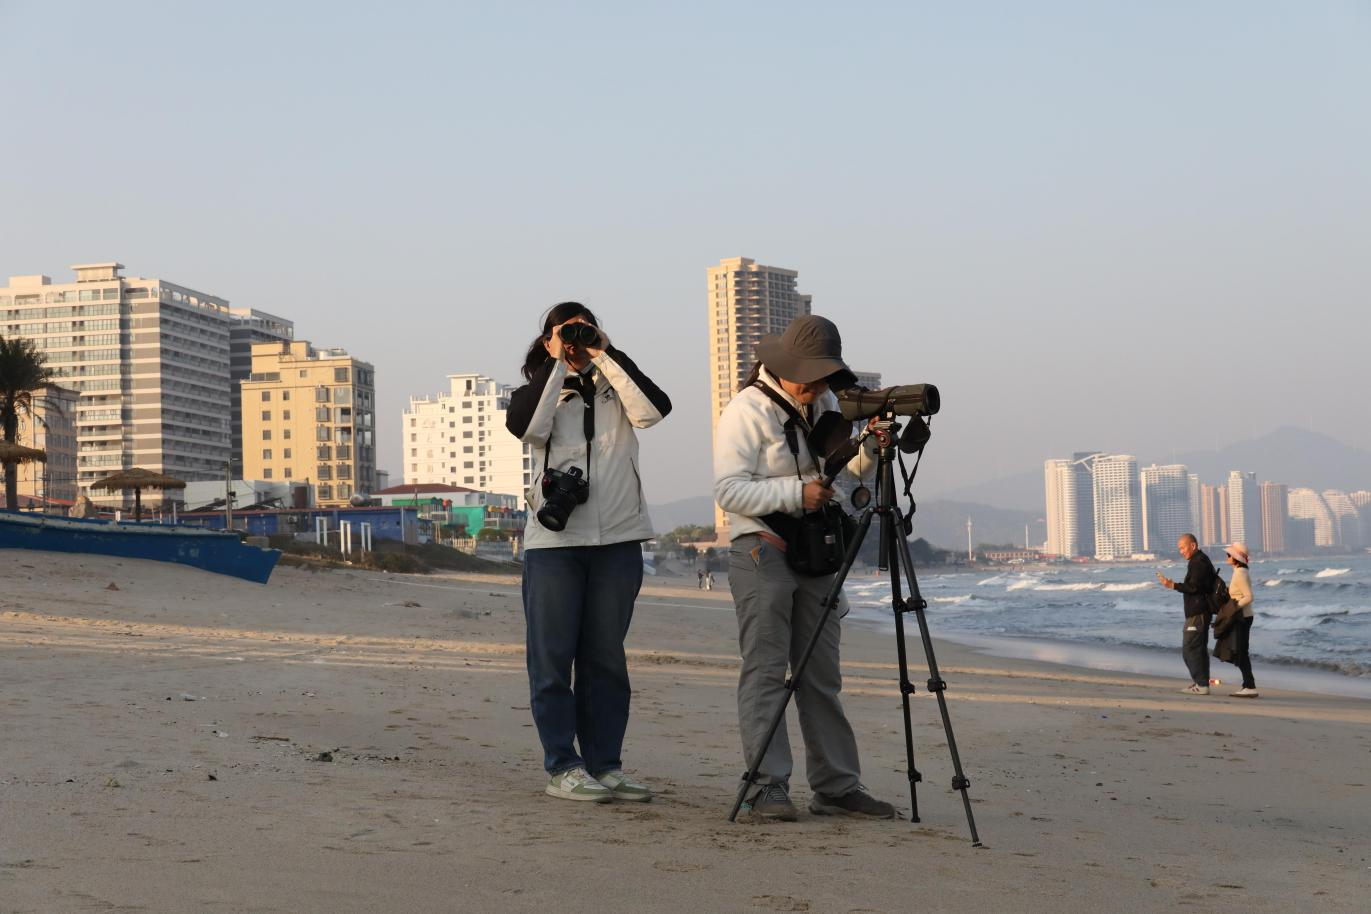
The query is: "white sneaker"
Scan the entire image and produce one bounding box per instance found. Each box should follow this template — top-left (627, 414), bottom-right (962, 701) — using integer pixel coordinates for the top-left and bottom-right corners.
top-left (596, 769), bottom-right (653, 802)
top-left (546, 767), bottom-right (612, 802)
top-left (1181, 683), bottom-right (1210, 695)
top-left (1229, 687), bottom-right (1260, 698)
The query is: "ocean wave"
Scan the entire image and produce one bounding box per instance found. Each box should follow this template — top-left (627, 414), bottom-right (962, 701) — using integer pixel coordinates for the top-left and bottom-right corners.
top-left (1317, 568), bottom-right (1351, 578)
top-left (1102, 582), bottom-right (1152, 592)
top-left (931, 595), bottom-right (972, 605)
top-left (1035, 582), bottom-right (1104, 592)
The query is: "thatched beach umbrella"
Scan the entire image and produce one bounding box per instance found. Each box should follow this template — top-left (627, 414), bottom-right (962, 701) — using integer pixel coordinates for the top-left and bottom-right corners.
top-left (0, 442), bottom-right (46, 466)
top-left (92, 467), bottom-right (186, 522)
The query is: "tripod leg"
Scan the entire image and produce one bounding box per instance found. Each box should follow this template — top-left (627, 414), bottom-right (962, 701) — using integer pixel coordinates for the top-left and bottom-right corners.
top-left (891, 517), bottom-right (983, 847)
top-left (727, 508), bottom-right (877, 822)
top-left (883, 512), bottom-right (923, 823)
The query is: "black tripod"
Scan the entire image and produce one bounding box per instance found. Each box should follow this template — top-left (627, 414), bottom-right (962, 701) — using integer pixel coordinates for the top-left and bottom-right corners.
top-left (727, 416), bottom-right (982, 846)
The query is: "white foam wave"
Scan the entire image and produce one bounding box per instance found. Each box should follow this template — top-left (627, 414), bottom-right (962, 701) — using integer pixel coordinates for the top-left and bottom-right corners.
top-left (1263, 579), bottom-right (1282, 588)
top-left (932, 595), bottom-right (972, 605)
top-left (1006, 579), bottom-right (1039, 592)
top-left (1102, 582), bottom-right (1151, 593)
top-left (1035, 582), bottom-right (1103, 592)
top-left (1317, 568), bottom-right (1351, 578)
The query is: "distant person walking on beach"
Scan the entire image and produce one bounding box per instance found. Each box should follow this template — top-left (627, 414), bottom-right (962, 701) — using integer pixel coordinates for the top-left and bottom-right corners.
top-left (698, 569), bottom-right (705, 589)
top-left (704, 570), bottom-right (714, 591)
top-left (1221, 543), bottom-right (1259, 698)
top-left (507, 302), bottom-right (672, 803)
top-left (1156, 533), bottom-right (1217, 694)
top-left (714, 314), bottom-right (893, 822)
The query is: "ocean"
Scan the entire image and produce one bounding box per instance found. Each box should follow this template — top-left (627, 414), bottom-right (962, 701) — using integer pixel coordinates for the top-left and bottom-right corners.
top-left (844, 551), bottom-right (1371, 688)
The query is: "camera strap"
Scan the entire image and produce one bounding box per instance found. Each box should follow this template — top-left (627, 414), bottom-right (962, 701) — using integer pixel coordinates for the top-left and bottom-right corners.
top-left (750, 380), bottom-right (816, 481)
top-left (542, 370), bottom-right (596, 483)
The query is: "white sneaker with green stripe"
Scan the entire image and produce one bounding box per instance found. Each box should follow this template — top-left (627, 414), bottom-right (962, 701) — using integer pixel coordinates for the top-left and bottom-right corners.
top-left (546, 767), bottom-right (612, 802)
top-left (595, 769), bottom-right (653, 802)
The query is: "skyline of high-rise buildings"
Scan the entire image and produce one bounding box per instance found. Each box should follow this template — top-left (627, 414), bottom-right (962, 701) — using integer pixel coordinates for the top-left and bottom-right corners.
top-left (1045, 447), bottom-right (1369, 558)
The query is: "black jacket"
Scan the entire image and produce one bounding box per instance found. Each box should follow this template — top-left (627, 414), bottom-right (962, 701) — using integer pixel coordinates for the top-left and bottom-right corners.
top-left (1173, 549), bottom-right (1217, 620)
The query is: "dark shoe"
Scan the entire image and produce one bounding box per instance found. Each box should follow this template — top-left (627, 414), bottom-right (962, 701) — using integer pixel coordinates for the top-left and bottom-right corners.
top-left (742, 783), bottom-right (798, 822)
top-left (809, 785), bottom-right (896, 819)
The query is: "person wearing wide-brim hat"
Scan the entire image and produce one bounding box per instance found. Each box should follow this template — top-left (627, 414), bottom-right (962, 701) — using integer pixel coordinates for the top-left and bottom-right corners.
top-left (1223, 543), bottom-right (1259, 697)
top-left (713, 314), bottom-right (894, 822)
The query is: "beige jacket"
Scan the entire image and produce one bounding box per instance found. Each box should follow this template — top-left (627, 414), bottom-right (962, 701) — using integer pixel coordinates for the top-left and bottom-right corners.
top-left (1228, 566), bottom-right (1255, 619)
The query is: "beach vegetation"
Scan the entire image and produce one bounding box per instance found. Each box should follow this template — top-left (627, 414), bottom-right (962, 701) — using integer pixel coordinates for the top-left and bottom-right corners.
top-left (0, 335), bottom-right (55, 511)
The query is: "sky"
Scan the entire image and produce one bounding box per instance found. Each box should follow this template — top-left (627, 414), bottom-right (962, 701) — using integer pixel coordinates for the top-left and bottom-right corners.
top-left (2, 1), bottom-right (1368, 506)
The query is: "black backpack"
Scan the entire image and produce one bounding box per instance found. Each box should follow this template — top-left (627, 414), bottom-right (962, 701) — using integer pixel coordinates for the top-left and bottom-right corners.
top-left (1209, 571), bottom-right (1231, 615)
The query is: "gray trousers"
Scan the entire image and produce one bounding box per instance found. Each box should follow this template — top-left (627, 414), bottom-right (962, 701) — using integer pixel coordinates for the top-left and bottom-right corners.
top-left (728, 534), bottom-right (862, 797)
top-left (1182, 616), bottom-right (1210, 687)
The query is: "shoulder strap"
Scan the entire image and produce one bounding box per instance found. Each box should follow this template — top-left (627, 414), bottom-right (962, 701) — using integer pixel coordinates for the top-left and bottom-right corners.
top-left (750, 380), bottom-right (816, 480)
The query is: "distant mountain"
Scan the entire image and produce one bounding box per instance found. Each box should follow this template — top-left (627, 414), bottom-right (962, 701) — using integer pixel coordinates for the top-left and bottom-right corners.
top-left (936, 426), bottom-right (1371, 513)
top-left (649, 495), bottom-right (716, 533)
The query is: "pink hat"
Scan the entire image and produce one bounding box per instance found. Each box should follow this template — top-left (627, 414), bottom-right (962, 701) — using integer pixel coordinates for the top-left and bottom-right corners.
top-left (1224, 543), bottom-right (1249, 564)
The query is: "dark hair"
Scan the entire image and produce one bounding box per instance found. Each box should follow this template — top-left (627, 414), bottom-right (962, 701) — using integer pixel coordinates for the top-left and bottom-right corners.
top-left (521, 301), bottom-right (602, 381)
top-left (1232, 559), bottom-right (1248, 569)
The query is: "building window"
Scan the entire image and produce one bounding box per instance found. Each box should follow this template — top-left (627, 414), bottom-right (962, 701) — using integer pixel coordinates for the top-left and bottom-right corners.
top-left (464, 477), bottom-right (474, 484)
top-left (263, 430), bottom-right (272, 441)
top-left (282, 411), bottom-right (291, 421)
top-left (463, 446), bottom-right (473, 453)
top-left (261, 410), bottom-right (271, 421)
top-left (284, 468), bottom-right (292, 478)
top-left (263, 468), bottom-right (273, 478)
top-left (318, 484), bottom-right (332, 500)
top-left (283, 448), bottom-right (292, 459)
top-left (334, 367), bottom-right (350, 382)
top-left (463, 461), bottom-right (474, 469)
top-left (282, 390), bottom-right (290, 401)
top-left (261, 391), bottom-right (271, 402)
top-left (262, 449), bottom-right (272, 460)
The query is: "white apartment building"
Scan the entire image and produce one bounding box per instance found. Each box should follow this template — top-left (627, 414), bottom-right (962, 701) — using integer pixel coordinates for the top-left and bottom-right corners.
top-left (1140, 464), bottom-right (1191, 553)
top-left (1227, 470), bottom-right (1263, 553)
top-left (1044, 458), bottom-right (1080, 558)
top-left (1323, 490), bottom-right (1363, 550)
top-left (1288, 488), bottom-right (1336, 547)
top-left (1091, 454), bottom-right (1141, 560)
top-left (402, 373), bottom-right (532, 498)
top-left (2, 263), bottom-right (232, 500)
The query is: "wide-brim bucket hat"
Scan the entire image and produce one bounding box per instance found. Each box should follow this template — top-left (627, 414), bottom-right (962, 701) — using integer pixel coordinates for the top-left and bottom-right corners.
top-left (1224, 543), bottom-right (1249, 564)
top-left (755, 314), bottom-right (858, 390)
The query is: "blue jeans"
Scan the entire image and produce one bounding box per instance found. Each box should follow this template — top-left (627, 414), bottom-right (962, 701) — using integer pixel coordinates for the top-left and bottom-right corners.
top-left (522, 541), bottom-right (644, 775)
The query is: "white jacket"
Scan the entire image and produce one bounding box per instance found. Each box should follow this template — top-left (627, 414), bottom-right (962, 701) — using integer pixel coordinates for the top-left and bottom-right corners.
top-left (508, 348), bottom-right (671, 550)
top-left (713, 367), bottom-right (874, 542)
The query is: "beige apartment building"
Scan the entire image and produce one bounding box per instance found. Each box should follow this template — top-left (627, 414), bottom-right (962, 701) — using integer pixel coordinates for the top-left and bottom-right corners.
top-left (1, 263), bottom-right (232, 503)
top-left (707, 258), bottom-right (812, 534)
top-left (706, 256), bottom-right (879, 537)
top-left (239, 340), bottom-right (377, 507)
top-left (228, 307), bottom-right (294, 469)
top-left (16, 384), bottom-right (79, 507)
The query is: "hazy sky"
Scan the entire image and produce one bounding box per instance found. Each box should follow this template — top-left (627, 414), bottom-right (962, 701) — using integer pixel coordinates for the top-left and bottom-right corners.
top-left (3, 2), bottom-right (1367, 505)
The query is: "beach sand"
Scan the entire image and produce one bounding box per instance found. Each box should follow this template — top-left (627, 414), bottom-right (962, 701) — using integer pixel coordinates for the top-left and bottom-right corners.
top-left (1, 550), bottom-right (1367, 913)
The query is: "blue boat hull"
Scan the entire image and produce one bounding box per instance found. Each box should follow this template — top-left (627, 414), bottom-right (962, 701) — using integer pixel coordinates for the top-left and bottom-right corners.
top-left (0, 512), bottom-right (281, 584)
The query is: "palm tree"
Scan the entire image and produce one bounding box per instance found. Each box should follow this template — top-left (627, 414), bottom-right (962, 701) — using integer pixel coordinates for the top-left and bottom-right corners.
top-left (0, 335), bottom-right (55, 510)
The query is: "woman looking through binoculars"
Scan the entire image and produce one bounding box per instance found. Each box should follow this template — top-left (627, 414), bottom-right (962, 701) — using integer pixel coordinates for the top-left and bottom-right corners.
top-left (505, 301), bottom-right (672, 803)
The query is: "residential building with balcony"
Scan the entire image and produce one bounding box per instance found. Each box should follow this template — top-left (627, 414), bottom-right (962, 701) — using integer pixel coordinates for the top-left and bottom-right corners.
top-left (2, 263), bottom-right (232, 503)
top-left (15, 383), bottom-right (78, 506)
top-left (401, 373), bottom-right (531, 498)
top-left (239, 340), bottom-right (376, 507)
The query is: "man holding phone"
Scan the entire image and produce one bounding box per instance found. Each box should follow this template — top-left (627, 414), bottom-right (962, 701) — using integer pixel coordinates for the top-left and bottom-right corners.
top-left (1156, 533), bottom-right (1217, 695)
